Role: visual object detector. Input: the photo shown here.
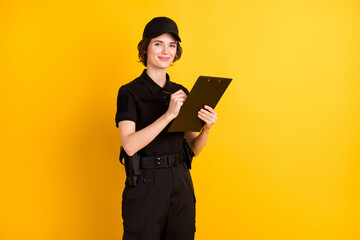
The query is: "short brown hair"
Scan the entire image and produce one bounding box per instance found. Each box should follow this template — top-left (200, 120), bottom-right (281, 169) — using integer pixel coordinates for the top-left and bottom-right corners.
top-left (137, 37), bottom-right (183, 67)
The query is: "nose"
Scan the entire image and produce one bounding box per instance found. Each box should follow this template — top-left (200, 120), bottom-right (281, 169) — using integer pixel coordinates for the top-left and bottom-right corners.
top-left (161, 46), bottom-right (169, 54)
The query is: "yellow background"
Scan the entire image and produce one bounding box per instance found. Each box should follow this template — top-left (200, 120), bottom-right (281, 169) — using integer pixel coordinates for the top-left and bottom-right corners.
top-left (1, 0), bottom-right (359, 239)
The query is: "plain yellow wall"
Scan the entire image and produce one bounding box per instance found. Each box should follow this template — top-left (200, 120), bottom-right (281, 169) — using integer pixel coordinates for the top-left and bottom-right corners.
top-left (1, 0), bottom-right (359, 239)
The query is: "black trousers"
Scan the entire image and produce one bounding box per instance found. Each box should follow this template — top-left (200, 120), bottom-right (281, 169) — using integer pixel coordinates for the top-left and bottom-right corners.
top-left (122, 161), bottom-right (196, 240)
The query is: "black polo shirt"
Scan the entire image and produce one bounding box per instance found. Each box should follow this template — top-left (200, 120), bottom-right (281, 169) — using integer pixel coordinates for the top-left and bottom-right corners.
top-left (115, 69), bottom-right (189, 157)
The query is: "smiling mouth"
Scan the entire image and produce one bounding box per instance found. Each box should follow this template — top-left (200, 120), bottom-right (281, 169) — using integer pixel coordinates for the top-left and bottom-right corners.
top-left (158, 57), bottom-right (170, 61)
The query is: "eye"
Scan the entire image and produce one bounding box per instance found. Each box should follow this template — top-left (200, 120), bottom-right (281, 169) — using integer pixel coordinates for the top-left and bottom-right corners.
top-left (154, 43), bottom-right (161, 46)
top-left (170, 44), bottom-right (176, 48)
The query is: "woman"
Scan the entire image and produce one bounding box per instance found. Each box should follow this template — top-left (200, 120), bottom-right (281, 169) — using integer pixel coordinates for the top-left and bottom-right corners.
top-left (115, 16), bottom-right (217, 240)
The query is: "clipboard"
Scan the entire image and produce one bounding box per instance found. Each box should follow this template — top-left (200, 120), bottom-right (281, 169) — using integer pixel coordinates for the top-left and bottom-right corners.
top-left (168, 76), bottom-right (232, 132)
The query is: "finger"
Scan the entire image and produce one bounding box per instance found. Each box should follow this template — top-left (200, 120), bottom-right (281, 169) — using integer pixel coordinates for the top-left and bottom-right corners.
top-left (199, 109), bottom-right (217, 119)
top-left (171, 92), bottom-right (187, 100)
top-left (174, 89), bottom-right (184, 94)
top-left (198, 110), bottom-right (217, 123)
top-left (198, 113), bottom-right (215, 125)
top-left (204, 105), bottom-right (217, 115)
top-left (176, 101), bottom-right (184, 108)
top-left (171, 96), bottom-right (187, 103)
top-left (172, 89), bottom-right (186, 97)
top-left (174, 98), bottom-right (185, 105)
top-left (197, 113), bottom-right (208, 122)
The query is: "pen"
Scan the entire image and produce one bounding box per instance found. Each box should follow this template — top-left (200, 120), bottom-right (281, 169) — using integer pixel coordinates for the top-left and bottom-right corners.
top-left (162, 91), bottom-right (173, 95)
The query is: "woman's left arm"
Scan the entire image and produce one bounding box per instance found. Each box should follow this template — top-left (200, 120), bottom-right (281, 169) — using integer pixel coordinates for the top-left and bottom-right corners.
top-left (184, 105), bottom-right (218, 156)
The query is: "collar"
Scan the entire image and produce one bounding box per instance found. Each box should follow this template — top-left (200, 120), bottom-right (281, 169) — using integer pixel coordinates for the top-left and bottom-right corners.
top-left (140, 69), bottom-right (173, 94)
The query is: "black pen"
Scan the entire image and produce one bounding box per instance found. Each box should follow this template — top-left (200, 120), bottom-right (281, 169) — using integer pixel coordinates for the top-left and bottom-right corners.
top-left (162, 91), bottom-right (173, 95)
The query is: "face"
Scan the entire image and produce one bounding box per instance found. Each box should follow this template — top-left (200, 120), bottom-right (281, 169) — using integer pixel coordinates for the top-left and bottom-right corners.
top-left (146, 33), bottom-right (177, 70)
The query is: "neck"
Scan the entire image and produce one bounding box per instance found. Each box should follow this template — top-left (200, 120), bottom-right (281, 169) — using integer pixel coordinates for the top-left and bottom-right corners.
top-left (146, 67), bottom-right (167, 88)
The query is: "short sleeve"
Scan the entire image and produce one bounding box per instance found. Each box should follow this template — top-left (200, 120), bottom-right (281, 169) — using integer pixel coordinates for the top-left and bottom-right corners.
top-left (115, 87), bottom-right (137, 128)
top-left (182, 86), bottom-right (189, 95)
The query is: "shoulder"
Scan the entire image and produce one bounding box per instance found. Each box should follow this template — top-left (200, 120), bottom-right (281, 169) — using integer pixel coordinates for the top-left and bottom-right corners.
top-left (117, 76), bottom-right (144, 98)
top-left (119, 77), bottom-right (141, 92)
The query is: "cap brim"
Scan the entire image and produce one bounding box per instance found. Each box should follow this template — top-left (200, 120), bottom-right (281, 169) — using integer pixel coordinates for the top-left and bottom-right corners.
top-left (148, 32), bottom-right (181, 42)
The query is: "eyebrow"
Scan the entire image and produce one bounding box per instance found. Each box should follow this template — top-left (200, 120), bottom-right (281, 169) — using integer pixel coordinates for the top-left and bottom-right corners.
top-left (153, 40), bottom-right (177, 44)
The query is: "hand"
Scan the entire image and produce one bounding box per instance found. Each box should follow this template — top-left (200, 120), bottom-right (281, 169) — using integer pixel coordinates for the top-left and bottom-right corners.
top-left (198, 105), bottom-right (217, 131)
top-left (166, 90), bottom-right (187, 119)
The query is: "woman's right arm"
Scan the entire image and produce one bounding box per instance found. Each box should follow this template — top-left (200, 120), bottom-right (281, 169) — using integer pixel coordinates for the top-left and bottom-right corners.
top-left (119, 89), bottom-right (187, 156)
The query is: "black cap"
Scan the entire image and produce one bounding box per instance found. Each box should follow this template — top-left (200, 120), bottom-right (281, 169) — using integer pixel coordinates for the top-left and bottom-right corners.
top-left (143, 17), bottom-right (181, 42)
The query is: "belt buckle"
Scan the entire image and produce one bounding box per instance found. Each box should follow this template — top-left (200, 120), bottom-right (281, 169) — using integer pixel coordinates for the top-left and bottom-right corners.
top-left (155, 156), bottom-right (161, 168)
top-left (155, 156), bottom-right (170, 168)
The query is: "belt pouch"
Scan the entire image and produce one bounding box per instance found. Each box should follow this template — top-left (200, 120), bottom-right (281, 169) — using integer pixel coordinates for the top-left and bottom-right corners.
top-left (119, 146), bottom-right (141, 186)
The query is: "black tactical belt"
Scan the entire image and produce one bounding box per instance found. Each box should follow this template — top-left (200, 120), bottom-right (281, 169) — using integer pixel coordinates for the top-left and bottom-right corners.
top-left (140, 151), bottom-right (185, 169)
